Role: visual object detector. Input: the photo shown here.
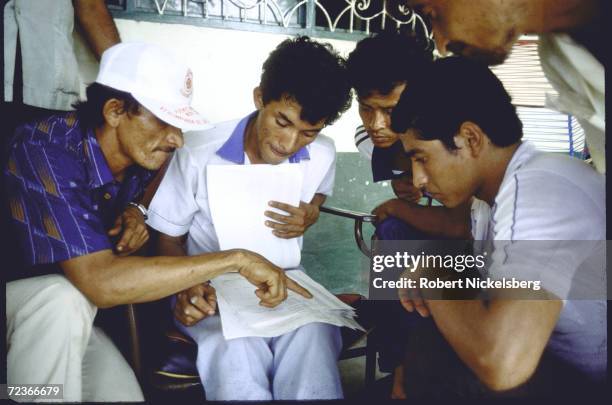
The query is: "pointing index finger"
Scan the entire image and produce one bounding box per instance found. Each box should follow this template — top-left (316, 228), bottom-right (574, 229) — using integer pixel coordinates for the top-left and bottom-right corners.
top-left (286, 276), bottom-right (312, 299)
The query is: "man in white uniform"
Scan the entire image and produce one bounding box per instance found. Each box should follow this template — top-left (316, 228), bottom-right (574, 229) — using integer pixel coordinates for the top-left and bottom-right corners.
top-left (390, 56), bottom-right (605, 398)
top-left (147, 36), bottom-right (352, 400)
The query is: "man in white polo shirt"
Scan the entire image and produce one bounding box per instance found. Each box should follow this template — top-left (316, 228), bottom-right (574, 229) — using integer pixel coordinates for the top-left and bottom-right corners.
top-left (146, 36), bottom-right (352, 400)
top-left (390, 57), bottom-right (605, 398)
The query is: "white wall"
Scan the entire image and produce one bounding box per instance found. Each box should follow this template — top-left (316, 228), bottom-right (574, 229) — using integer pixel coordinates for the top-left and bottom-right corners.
top-left (89, 19), bottom-right (362, 152)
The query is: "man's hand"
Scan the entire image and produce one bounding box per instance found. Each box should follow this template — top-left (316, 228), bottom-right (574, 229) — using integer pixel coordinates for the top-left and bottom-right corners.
top-left (391, 177), bottom-right (422, 203)
top-left (391, 365), bottom-right (407, 399)
top-left (397, 269), bottom-right (431, 317)
top-left (174, 283), bottom-right (217, 326)
top-left (372, 198), bottom-right (402, 223)
top-left (398, 286), bottom-right (431, 317)
top-left (107, 205), bottom-right (149, 256)
top-left (264, 200), bottom-right (320, 239)
top-left (237, 250), bottom-right (312, 307)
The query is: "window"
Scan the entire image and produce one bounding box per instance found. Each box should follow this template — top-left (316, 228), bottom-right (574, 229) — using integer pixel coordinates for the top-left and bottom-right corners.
top-left (492, 38), bottom-right (585, 156)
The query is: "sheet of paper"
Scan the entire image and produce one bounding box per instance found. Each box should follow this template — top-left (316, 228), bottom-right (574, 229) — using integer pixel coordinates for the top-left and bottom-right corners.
top-left (211, 270), bottom-right (365, 340)
top-left (207, 164), bottom-right (303, 269)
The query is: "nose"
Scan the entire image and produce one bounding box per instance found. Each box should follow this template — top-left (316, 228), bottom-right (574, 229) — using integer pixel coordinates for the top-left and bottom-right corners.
top-left (369, 110), bottom-right (387, 132)
top-left (411, 162), bottom-right (428, 190)
top-left (278, 128), bottom-right (299, 154)
top-left (432, 25), bottom-right (448, 56)
top-left (166, 126), bottom-right (184, 149)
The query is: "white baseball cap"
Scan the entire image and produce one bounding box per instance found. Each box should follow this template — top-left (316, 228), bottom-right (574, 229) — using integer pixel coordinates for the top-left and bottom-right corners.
top-left (95, 42), bottom-right (211, 131)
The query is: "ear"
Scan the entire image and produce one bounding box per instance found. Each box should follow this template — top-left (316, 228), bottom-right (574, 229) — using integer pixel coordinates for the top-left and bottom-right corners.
top-left (102, 98), bottom-right (127, 128)
top-left (454, 121), bottom-right (486, 158)
top-left (398, 130), bottom-right (414, 153)
top-left (253, 87), bottom-right (264, 111)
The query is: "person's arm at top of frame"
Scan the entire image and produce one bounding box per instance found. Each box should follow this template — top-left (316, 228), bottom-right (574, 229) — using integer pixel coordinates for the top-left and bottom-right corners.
top-left (372, 197), bottom-right (472, 239)
top-left (264, 193), bottom-right (327, 239)
top-left (73, 0), bottom-right (121, 59)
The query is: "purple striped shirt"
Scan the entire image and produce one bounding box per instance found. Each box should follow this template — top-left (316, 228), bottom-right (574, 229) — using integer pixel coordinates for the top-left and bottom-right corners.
top-left (5, 112), bottom-right (155, 277)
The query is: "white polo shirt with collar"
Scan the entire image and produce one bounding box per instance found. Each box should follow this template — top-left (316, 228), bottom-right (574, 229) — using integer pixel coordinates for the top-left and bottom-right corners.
top-left (147, 112), bottom-right (336, 257)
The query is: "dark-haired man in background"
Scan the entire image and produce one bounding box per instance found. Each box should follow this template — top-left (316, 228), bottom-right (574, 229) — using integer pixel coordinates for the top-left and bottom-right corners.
top-left (391, 57), bottom-right (605, 398)
top-left (346, 32), bottom-right (489, 399)
top-left (346, 31), bottom-right (478, 245)
top-left (347, 32), bottom-right (431, 215)
top-left (5, 42), bottom-right (309, 402)
top-left (147, 36), bottom-right (352, 401)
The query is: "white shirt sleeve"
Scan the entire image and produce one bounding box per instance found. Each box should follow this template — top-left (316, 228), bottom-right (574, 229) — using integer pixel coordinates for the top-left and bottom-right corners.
top-left (147, 148), bottom-right (200, 237)
top-left (354, 125), bottom-right (373, 161)
top-left (470, 198), bottom-right (491, 241)
top-left (316, 146), bottom-right (336, 197)
top-left (487, 169), bottom-right (605, 300)
top-left (539, 34), bottom-right (605, 174)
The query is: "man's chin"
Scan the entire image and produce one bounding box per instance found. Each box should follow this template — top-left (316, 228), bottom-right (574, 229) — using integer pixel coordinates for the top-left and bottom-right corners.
top-left (372, 140), bottom-right (396, 149)
top-left (262, 153), bottom-right (286, 165)
top-left (139, 157), bottom-right (168, 171)
top-left (463, 48), bottom-right (509, 66)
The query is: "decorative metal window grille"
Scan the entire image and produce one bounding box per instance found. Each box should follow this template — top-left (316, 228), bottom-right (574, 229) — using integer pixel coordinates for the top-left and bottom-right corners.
top-left (106, 0), bottom-right (430, 39)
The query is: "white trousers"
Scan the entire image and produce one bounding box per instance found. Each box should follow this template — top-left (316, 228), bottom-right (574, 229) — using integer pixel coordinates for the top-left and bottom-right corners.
top-left (6, 274), bottom-right (144, 402)
top-left (177, 315), bottom-right (343, 400)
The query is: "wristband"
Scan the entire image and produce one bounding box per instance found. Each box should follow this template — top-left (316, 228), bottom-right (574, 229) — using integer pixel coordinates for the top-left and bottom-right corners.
top-left (127, 202), bottom-right (148, 220)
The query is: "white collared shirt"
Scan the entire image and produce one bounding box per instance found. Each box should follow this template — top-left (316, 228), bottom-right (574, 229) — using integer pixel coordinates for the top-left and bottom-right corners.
top-left (147, 117), bottom-right (336, 256)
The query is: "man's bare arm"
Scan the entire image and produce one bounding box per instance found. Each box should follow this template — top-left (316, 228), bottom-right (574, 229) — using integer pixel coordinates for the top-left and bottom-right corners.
top-left (425, 298), bottom-right (562, 391)
top-left (61, 248), bottom-right (245, 308)
top-left (63, 238), bottom-right (312, 309)
top-left (73, 0), bottom-right (121, 59)
top-left (372, 198), bottom-right (472, 239)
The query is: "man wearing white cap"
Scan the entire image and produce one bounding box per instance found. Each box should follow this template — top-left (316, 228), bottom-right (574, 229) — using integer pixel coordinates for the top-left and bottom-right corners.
top-left (4, 42), bottom-right (311, 402)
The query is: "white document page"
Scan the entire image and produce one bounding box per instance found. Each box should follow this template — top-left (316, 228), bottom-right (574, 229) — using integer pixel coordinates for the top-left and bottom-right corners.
top-left (207, 164), bottom-right (303, 269)
top-left (211, 269), bottom-right (364, 340)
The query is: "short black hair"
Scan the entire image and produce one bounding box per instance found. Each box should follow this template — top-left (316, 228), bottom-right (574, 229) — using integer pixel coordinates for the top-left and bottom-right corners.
top-left (391, 57), bottom-right (523, 149)
top-left (73, 83), bottom-right (141, 129)
top-left (259, 36), bottom-right (352, 126)
top-left (347, 31), bottom-right (433, 98)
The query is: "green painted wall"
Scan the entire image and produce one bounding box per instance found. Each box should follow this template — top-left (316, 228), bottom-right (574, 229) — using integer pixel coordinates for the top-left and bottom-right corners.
top-left (301, 152), bottom-right (395, 296)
